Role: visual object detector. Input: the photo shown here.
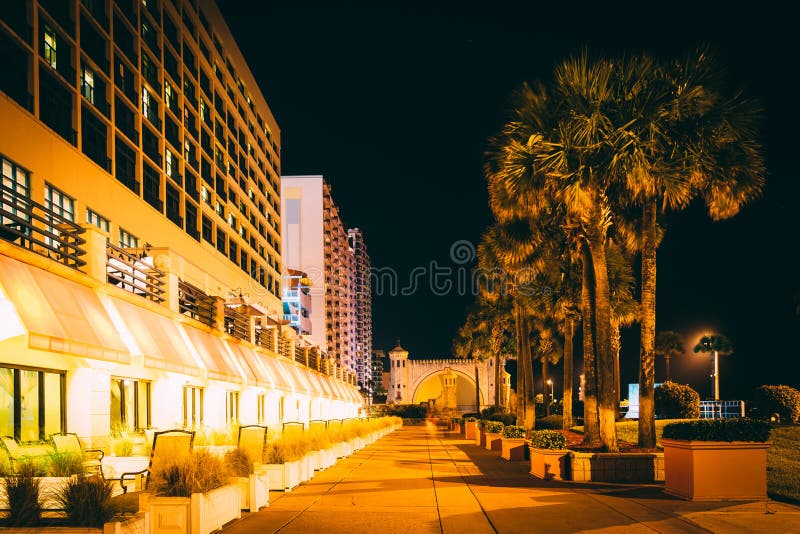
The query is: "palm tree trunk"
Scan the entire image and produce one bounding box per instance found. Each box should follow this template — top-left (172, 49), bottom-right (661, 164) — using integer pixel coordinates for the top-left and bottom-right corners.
top-left (562, 318), bottom-right (574, 430)
top-left (612, 322), bottom-right (621, 408)
top-left (520, 314), bottom-right (536, 430)
top-left (492, 323), bottom-right (503, 408)
top-left (665, 355), bottom-right (671, 382)
top-left (581, 245), bottom-right (600, 444)
top-left (514, 303), bottom-right (524, 424)
top-left (639, 200), bottom-right (657, 449)
top-left (542, 356), bottom-right (550, 417)
top-left (586, 221), bottom-right (619, 453)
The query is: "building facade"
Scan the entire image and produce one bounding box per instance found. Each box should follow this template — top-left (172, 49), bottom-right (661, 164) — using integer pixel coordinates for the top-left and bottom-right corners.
top-left (347, 228), bottom-right (371, 398)
top-left (282, 268), bottom-right (311, 336)
top-left (1, 0), bottom-right (360, 447)
top-left (370, 349), bottom-right (386, 403)
top-left (281, 176), bottom-right (357, 376)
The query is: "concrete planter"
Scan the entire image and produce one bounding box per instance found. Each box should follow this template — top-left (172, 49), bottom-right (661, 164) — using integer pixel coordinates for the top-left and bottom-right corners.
top-left (464, 420), bottom-right (478, 440)
top-left (529, 447), bottom-right (570, 480)
top-left (141, 482), bottom-right (240, 534)
top-left (568, 451), bottom-right (664, 483)
top-left (0, 511), bottom-right (149, 534)
top-left (662, 439), bottom-right (770, 500)
top-left (238, 472), bottom-right (269, 512)
top-left (500, 438), bottom-right (526, 461)
top-left (475, 429), bottom-right (486, 447)
top-left (484, 433), bottom-right (502, 452)
top-left (261, 461), bottom-right (302, 492)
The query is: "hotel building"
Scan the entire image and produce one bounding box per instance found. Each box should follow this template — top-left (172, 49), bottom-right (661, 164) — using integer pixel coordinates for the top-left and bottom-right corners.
top-left (348, 228), bottom-right (371, 397)
top-left (281, 176), bottom-right (358, 378)
top-left (0, 0), bottom-right (360, 447)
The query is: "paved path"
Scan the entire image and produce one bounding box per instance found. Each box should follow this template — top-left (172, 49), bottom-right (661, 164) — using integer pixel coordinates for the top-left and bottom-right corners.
top-left (222, 423), bottom-right (800, 533)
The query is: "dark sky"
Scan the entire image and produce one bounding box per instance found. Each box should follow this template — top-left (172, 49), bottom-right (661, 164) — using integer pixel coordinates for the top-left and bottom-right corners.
top-left (217, 3), bottom-right (800, 398)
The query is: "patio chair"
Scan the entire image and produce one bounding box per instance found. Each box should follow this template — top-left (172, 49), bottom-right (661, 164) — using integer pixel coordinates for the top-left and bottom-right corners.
top-left (237, 425), bottom-right (268, 465)
top-left (308, 420), bottom-right (327, 435)
top-left (116, 429), bottom-right (195, 494)
top-left (51, 432), bottom-right (104, 475)
top-left (282, 421), bottom-right (304, 440)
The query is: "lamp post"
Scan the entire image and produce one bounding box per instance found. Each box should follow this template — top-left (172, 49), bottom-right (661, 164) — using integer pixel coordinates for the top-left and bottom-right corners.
top-left (693, 334), bottom-right (733, 409)
top-left (546, 379), bottom-right (554, 404)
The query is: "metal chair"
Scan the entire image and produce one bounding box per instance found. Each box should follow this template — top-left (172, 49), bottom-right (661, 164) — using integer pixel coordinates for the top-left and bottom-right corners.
top-left (116, 429), bottom-right (195, 493)
top-left (282, 421), bottom-right (304, 439)
top-left (51, 432), bottom-right (104, 475)
top-left (237, 425), bottom-right (268, 465)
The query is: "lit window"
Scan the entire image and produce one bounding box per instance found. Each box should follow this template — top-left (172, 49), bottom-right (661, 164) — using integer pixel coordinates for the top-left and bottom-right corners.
top-left (0, 365), bottom-right (64, 441)
top-left (119, 228), bottom-right (139, 248)
top-left (86, 208), bottom-right (109, 233)
top-left (81, 66), bottom-right (95, 103)
top-left (44, 184), bottom-right (74, 246)
top-left (44, 26), bottom-right (57, 68)
top-left (165, 148), bottom-right (174, 176)
top-left (142, 88), bottom-right (151, 119)
top-left (2, 156), bottom-right (30, 225)
top-left (183, 385), bottom-right (204, 428)
top-left (256, 394), bottom-right (266, 424)
top-left (200, 99), bottom-right (208, 121)
top-left (184, 139), bottom-right (191, 161)
top-left (110, 378), bottom-right (151, 430)
top-left (227, 213), bottom-right (235, 228)
top-left (226, 391), bottom-right (239, 424)
top-left (164, 80), bottom-right (174, 109)
top-left (215, 201), bottom-right (224, 216)
top-left (201, 185), bottom-right (210, 203)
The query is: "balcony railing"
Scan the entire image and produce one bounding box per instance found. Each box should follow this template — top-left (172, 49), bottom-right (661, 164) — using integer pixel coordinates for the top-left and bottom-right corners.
top-left (1, 183), bottom-right (86, 270)
top-left (224, 305), bottom-right (248, 341)
top-left (254, 323), bottom-right (275, 352)
top-left (178, 280), bottom-right (215, 327)
top-left (106, 242), bottom-right (166, 303)
top-left (278, 336), bottom-right (292, 360)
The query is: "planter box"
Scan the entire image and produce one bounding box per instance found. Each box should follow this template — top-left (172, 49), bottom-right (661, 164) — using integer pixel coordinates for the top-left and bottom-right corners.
top-left (238, 472), bottom-right (269, 512)
top-left (260, 461), bottom-right (301, 492)
top-left (568, 451), bottom-right (664, 483)
top-left (141, 482), bottom-right (240, 534)
top-left (475, 429), bottom-right (486, 447)
top-left (662, 439), bottom-right (769, 501)
top-left (484, 432), bottom-right (502, 452)
top-left (464, 420), bottom-right (478, 440)
top-left (0, 511), bottom-right (148, 534)
top-left (530, 448), bottom-right (570, 480)
top-left (501, 438), bottom-right (527, 461)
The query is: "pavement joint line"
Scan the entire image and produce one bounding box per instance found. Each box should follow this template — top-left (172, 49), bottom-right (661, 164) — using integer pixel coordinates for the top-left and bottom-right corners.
top-left (436, 434), bottom-right (499, 534)
top-left (272, 446), bottom-right (380, 533)
top-left (427, 435), bottom-right (445, 534)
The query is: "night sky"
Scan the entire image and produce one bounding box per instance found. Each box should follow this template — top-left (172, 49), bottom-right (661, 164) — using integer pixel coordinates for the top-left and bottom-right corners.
top-left (217, 3), bottom-right (799, 399)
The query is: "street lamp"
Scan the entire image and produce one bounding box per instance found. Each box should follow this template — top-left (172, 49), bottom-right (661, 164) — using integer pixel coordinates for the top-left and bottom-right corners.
top-left (546, 379), bottom-right (554, 403)
top-left (693, 334), bottom-right (733, 402)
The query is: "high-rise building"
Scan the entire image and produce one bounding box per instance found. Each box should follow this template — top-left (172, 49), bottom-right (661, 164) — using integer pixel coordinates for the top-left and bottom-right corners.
top-left (283, 268), bottom-right (312, 335)
top-left (1, 0), bottom-right (361, 445)
top-left (281, 176), bottom-right (357, 376)
top-left (348, 228), bottom-right (371, 397)
top-left (371, 349), bottom-right (387, 403)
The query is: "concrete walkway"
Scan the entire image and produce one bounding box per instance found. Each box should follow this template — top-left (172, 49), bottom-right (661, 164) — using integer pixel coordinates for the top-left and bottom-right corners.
top-left (222, 424), bottom-right (800, 533)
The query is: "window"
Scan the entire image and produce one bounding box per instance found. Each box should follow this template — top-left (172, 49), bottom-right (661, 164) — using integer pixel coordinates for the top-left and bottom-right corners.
top-left (225, 391), bottom-right (239, 424)
top-left (86, 209), bottom-right (109, 232)
top-left (216, 227), bottom-right (226, 254)
top-left (44, 184), bottom-right (74, 246)
top-left (164, 80), bottom-right (175, 110)
top-left (110, 378), bottom-right (150, 430)
top-left (44, 25), bottom-right (57, 68)
top-left (1, 155), bottom-right (30, 226)
top-left (81, 66), bottom-right (95, 103)
top-left (183, 385), bottom-right (203, 428)
top-left (256, 394), bottom-right (266, 425)
top-left (0, 365), bottom-right (65, 441)
top-left (200, 184), bottom-right (210, 204)
top-left (165, 148), bottom-right (175, 177)
top-left (119, 228), bottom-right (139, 248)
top-left (201, 214), bottom-right (213, 242)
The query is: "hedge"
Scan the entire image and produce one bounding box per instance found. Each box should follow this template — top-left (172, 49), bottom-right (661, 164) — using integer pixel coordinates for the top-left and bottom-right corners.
top-left (751, 385), bottom-right (800, 424)
top-left (502, 425), bottom-right (526, 439)
top-left (529, 430), bottom-right (567, 450)
top-left (655, 381), bottom-right (700, 419)
top-left (662, 419), bottom-right (771, 442)
top-left (485, 421), bottom-right (505, 434)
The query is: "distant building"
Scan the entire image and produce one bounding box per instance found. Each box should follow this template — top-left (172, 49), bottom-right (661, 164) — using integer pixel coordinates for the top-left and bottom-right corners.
top-left (348, 228), bottom-right (372, 397)
top-left (281, 176), bottom-right (356, 379)
top-left (371, 350), bottom-right (387, 402)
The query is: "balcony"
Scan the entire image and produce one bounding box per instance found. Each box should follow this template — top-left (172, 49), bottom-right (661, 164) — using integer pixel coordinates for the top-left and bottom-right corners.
top-left (224, 305), bottom-right (248, 341)
top-left (178, 279), bottom-right (215, 327)
top-left (105, 242), bottom-right (166, 303)
top-left (1, 183), bottom-right (86, 271)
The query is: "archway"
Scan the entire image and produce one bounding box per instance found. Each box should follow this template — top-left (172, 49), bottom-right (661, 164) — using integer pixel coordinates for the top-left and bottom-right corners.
top-left (412, 369), bottom-right (482, 413)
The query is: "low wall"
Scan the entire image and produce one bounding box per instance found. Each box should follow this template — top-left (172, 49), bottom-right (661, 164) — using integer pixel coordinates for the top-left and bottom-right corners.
top-left (568, 451), bottom-right (664, 483)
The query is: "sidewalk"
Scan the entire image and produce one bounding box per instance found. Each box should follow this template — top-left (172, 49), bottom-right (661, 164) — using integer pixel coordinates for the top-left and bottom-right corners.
top-left (222, 424), bottom-right (800, 533)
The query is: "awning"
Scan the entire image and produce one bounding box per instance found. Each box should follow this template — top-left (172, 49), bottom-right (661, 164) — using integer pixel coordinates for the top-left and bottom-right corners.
top-left (108, 297), bottom-right (201, 377)
top-left (0, 255), bottom-right (129, 363)
top-left (283, 361), bottom-right (321, 397)
top-left (308, 371), bottom-right (334, 399)
top-left (181, 325), bottom-right (243, 383)
top-left (225, 341), bottom-right (271, 387)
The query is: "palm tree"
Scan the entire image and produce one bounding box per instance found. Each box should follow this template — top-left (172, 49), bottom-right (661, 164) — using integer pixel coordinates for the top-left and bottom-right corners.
top-left (693, 334), bottom-right (733, 400)
top-left (608, 50), bottom-right (764, 448)
top-left (533, 328), bottom-right (562, 417)
top-left (655, 331), bottom-right (684, 382)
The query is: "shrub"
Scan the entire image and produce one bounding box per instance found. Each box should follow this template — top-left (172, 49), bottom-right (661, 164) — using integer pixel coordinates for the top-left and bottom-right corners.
top-left (487, 413), bottom-right (517, 426)
top-left (502, 425), bottom-right (526, 439)
top-left (54, 475), bottom-right (116, 528)
top-left (529, 430), bottom-right (567, 450)
top-left (3, 474), bottom-right (42, 526)
top-left (654, 381), bottom-right (700, 419)
top-left (386, 404), bottom-right (427, 419)
top-left (15, 458), bottom-right (48, 477)
top-left (751, 385), bottom-right (800, 424)
top-left (462, 412), bottom-right (480, 420)
top-left (535, 415), bottom-right (563, 430)
top-left (225, 448), bottom-right (254, 477)
top-left (47, 451), bottom-right (85, 477)
top-left (150, 450), bottom-right (231, 497)
top-left (485, 421), bottom-right (504, 434)
top-left (477, 419), bottom-right (488, 430)
top-left (662, 419), bottom-right (771, 442)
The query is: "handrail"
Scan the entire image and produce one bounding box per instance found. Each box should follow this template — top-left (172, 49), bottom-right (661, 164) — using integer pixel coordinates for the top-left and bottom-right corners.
top-left (224, 305), bottom-right (248, 340)
top-left (178, 280), bottom-right (215, 327)
top-left (106, 242), bottom-right (166, 303)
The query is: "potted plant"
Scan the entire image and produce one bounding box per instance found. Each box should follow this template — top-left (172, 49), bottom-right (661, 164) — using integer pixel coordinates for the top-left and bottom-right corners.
top-left (225, 448), bottom-right (269, 513)
top-left (529, 430), bottom-right (568, 480)
top-left (142, 449), bottom-right (240, 534)
top-left (484, 421), bottom-right (504, 452)
top-left (261, 438), bottom-right (303, 492)
top-left (464, 417), bottom-right (478, 440)
top-left (662, 418), bottom-right (771, 500)
top-left (500, 425), bottom-right (527, 461)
